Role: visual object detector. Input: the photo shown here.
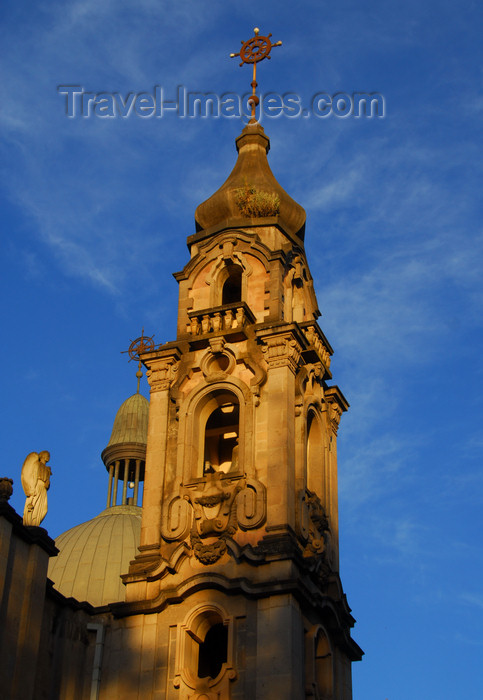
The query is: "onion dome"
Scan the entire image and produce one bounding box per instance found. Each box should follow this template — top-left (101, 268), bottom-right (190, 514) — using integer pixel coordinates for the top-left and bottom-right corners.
top-left (47, 505), bottom-right (141, 606)
top-left (195, 122), bottom-right (306, 240)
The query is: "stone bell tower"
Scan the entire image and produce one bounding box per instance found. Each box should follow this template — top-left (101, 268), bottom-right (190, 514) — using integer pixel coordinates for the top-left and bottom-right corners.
top-left (112, 121), bottom-right (362, 700)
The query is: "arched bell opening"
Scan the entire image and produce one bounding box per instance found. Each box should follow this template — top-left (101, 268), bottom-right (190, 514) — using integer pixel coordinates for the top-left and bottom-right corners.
top-left (203, 393), bottom-right (240, 475)
top-left (307, 410), bottom-right (325, 498)
top-left (185, 382), bottom-right (250, 482)
top-left (221, 265), bottom-right (243, 305)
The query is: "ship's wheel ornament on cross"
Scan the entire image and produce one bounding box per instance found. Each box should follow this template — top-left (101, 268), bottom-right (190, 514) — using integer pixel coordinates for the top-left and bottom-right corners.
top-left (121, 328), bottom-right (156, 393)
top-left (230, 27), bottom-right (282, 123)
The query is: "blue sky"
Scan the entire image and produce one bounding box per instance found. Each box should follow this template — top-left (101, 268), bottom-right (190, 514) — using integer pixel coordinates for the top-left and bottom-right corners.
top-left (1, 0), bottom-right (482, 697)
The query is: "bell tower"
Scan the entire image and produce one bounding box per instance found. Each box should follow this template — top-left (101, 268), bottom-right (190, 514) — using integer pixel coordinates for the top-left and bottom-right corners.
top-left (117, 117), bottom-right (362, 699)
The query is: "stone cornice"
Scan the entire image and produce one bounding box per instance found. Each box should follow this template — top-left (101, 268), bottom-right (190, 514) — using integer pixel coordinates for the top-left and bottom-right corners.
top-left (101, 442), bottom-right (146, 468)
top-left (111, 567), bottom-right (363, 660)
top-left (45, 578), bottom-right (99, 613)
top-left (185, 217), bottom-right (305, 255)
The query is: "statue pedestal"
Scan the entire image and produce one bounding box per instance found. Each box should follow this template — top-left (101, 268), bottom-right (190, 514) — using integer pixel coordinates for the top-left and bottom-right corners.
top-left (0, 499), bottom-right (57, 700)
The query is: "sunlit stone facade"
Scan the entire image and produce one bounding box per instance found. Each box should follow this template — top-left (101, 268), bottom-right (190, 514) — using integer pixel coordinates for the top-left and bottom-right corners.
top-left (0, 123), bottom-right (362, 700)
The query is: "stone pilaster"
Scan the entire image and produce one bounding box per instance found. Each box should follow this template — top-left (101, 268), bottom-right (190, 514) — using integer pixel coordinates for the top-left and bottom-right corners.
top-left (257, 328), bottom-right (304, 532)
top-left (129, 349), bottom-right (180, 578)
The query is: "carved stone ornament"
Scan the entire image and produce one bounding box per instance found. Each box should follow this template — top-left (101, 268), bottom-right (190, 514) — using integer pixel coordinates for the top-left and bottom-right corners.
top-left (146, 356), bottom-right (179, 392)
top-left (298, 489), bottom-right (330, 560)
top-left (236, 477), bottom-right (266, 530)
top-left (208, 336), bottom-right (226, 355)
top-left (261, 333), bottom-right (302, 373)
top-left (184, 471), bottom-right (244, 564)
top-left (161, 495), bottom-right (192, 542)
top-left (306, 362), bottom-right (323, 393)
top-left (162, 474), bottom-right (267, 564)
top-left (326, 398), bottom-right (343, 434)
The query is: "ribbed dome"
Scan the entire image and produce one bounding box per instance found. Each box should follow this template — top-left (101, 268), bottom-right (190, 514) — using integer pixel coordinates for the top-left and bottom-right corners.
top-left (106, 393), bottom-right (149, 447)
top-left (48, 505), bottom-right (141, 606)
top-left (195, 122), bottom-right (306, 240)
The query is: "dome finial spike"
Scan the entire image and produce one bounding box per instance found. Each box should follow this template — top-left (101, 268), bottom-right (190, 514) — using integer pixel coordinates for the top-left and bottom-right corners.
top-left (136, 361), bottom-right (143, 394)
top-left (229, 27), bottom-right (282, 122)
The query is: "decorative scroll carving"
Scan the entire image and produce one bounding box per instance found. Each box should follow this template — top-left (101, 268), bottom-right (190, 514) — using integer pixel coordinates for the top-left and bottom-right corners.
top-left (261, 334), bottom-right (302, 373)
top-left (236, 478), bottom-right (266, 529)
top-left (324, 386), bottom-right (348, 436)
top-left (298, 489), bottom-right (330, 559)
top-left (161, 495), bottom-right (192, 541)
top-left (326, 399), bottom-right (343, 434)
top-left (240, 353), bottom-right (266, 407)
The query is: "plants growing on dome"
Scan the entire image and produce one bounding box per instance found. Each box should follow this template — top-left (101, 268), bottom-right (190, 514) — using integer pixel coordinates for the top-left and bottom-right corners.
top-left (234, 184), bottom-right (280, 217)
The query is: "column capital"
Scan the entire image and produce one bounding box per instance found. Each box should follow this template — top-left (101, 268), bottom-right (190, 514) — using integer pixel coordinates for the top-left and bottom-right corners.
top-left (143, 348), bottom-right (182, 393)
top-left (256, 327), bottom-right (304, 374)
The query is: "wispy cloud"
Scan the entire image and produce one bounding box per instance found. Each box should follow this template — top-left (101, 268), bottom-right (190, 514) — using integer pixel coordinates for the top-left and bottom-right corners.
top-left (459, 592), bottom-right (483, 612)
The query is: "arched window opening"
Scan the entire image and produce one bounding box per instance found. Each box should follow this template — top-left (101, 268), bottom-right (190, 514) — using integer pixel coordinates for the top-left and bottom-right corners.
top-left (197, 623), bottom-right (228, 680)
top-left (204, 399), bottom-right (240, 474)
top-left (315, 629), bottom-right (333, 698)
top-left (307, 411), bottom-right (324, 496)
top-left (222, 266), bottom-right (243, 305)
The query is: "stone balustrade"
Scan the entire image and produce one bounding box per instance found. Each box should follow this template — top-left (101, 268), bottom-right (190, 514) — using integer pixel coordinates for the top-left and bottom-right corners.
top-left (187, 302), bottom-right (256, 336)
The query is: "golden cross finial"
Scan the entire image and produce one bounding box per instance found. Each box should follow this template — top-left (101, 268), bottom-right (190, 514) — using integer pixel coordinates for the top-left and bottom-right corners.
top-left (230, 27), bottom-right (282, 123)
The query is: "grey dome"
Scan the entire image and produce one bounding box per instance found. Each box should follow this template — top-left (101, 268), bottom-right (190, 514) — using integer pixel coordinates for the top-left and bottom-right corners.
top-left (48, 505), bottom-right (141, 606)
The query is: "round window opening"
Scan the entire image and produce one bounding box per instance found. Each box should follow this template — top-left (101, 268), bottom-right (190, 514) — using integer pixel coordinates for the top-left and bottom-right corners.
top-left (208, 354), bottom-right (230, 373)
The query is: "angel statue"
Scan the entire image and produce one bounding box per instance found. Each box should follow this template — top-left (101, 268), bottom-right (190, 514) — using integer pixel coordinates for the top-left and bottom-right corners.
top-left (21, 451), bottom-right (52, 527)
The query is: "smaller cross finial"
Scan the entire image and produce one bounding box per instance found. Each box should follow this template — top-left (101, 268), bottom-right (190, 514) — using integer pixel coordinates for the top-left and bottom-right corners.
top-left (230, 27), bottom-right (282, 123)
top-left (121, 328), bottom-right (156, 392)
